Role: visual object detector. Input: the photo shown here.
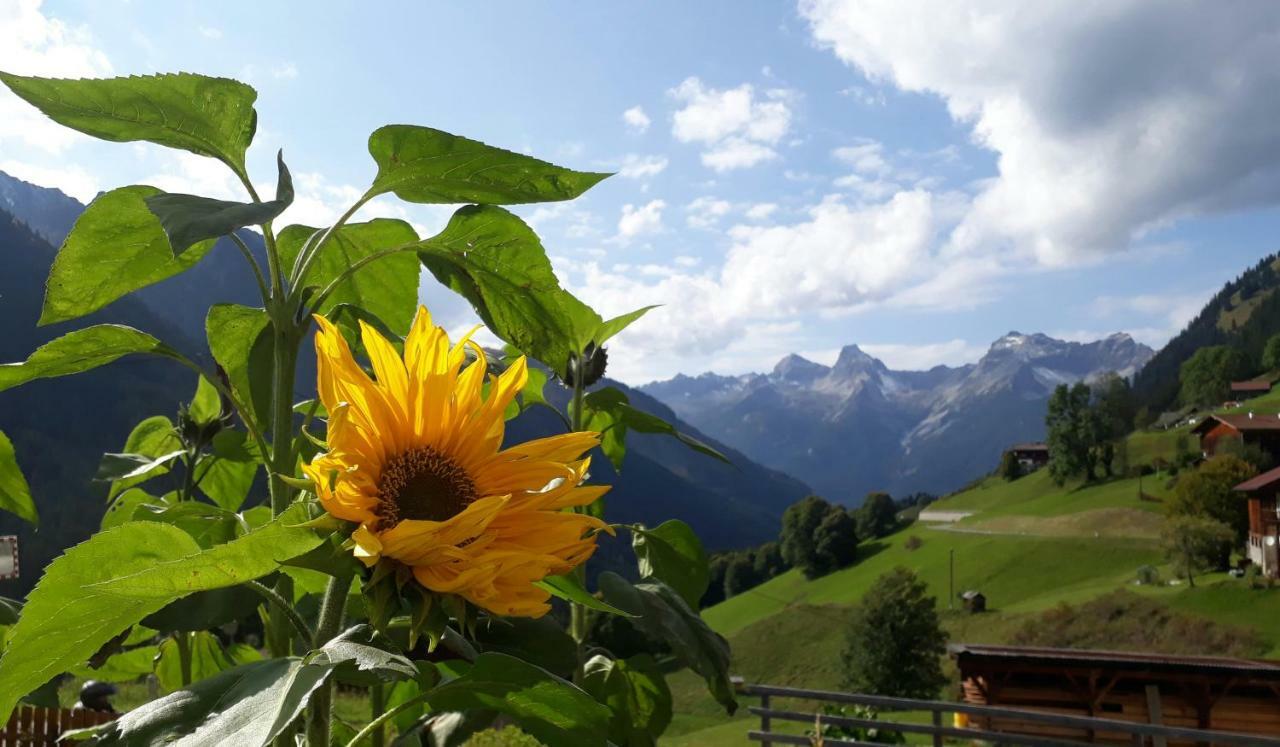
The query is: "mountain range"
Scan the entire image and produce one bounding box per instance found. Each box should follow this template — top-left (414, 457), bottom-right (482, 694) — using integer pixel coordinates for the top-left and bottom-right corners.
top-left (0, 171), bottom-right (808, 593)
top-left (641, 332), bottom-right (1155, 503)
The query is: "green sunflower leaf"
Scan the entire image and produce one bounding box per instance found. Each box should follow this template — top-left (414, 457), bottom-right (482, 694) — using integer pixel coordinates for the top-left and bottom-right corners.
top-left (0, 431), bottom-right (37, 526)
top-left (593, 305), bottom-right (659, 348)
top-left (206, 304), bottom-right (273, 431)
top-left (105, 416), bottom-right (181, 500)
top-left (278, 218), bottom-right (420, 337)
top-left (198, 430), bottom-right (260, 512)
top-left (0, 522), bottom-right (203, 724)
top-left (535, 574), bottom-right (634, 618)
top-left (367, 124), bottom-right (609, 205)
top-left (631, 520), bottom-right (709, 610)
top-left (582, 387), bottom-right (729, 473)
top-left (0, 325), bottom-right (178, 394)
top-left (155, 631), bottom-right (236, 692)
top-left (188, 375), bottom-right (222, 426)
top-left (418, 205), bottom-right (601, 378)
top-left (145, 151), bottom-right (294, 253)
top-left (82, 657), bottom-right (332, 746)
top-left (0, 71), bottom-right (257, 175)
top-left (39, 186), bottom-right (215, 326)
top-left (597, 572), bottom-right (736, 715)
top-left (582, 654), bottom-right (673, 747)
top-left (426, 652), bottom-right (611, 747)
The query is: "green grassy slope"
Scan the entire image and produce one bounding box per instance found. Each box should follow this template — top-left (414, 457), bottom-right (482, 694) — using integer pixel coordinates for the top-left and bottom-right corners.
top-left (667, 453), bottom-right (1280, 745)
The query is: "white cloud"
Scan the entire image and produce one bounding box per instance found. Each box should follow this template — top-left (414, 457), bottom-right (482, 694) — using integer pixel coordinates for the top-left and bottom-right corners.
top-left (617, 154), bottom-right (668, 180)
top-left (745, 203), bottom-right (778, 221)
top-left (199, 26), bottom-right (223, 40)
top-left (860, 339), bottom-right (987, 370)
top-left (622, 105), bottom-right (651, 134)
top-left (801, 0), bottom-right (1280, 265)
top-left (701, 138), bottom-right (777, 171)
top-left (616, 199), bottom-right (666, 241)
top-left (669, 77), bottom-right (794, 171)
top-left (1091, 290), bottom-right (1214, 346)
top-left (833, 140), bottom-right (891, 177)
top-left (0, 0), bottom-right (111, 155)
top-left (685, 196), bottom-right (733, 229)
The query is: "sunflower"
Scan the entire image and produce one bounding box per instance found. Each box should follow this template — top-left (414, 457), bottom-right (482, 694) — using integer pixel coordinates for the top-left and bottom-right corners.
top-left (302, 306), bottom-right (609, 617)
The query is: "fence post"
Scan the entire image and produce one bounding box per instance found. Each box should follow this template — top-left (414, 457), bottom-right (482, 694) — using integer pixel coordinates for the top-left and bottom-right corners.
top-left (760, 692), bottom-right (771, 747)
top-left (931, 710), bottom-right (943, 747)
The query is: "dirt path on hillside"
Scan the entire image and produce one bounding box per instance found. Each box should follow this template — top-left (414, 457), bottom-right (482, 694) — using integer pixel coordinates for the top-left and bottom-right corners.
top-left (923, 507), bottom-right (1163, 540)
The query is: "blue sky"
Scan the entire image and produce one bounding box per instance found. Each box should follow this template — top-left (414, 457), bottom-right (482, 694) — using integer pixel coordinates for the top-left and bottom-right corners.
top-left (5, 1), bottom-right (1280, 383)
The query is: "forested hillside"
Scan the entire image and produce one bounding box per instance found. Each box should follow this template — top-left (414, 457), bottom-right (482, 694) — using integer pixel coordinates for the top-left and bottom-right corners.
top-left (1134, 254), bottom-right (1280, 411)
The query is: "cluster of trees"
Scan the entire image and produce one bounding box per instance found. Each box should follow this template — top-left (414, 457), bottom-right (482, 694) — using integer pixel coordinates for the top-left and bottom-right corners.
top-left (1179, 346), bottom-right (1250, 407)
top-left (1161, 454), bottom-right (1257, 585)
top-left (702, 542), bottom-right (787, 607)
top-left (1132, 253), bottom-right (1280, 411)
top-left (1045, 373), bottom-right (1135, 485)
top-left (703, 491), bottom-right (925, 606)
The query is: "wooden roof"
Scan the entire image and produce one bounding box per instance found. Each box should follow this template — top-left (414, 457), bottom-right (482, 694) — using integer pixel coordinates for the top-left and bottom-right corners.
top-left (1008, 442), bottom-right (1048, 453)
top-left (949, 643), bottom-right (1280, 680)
top-left (1236, 464), bottom-right (1280, 493)
top-left (1232, 379), bottom-right (1274, 393)
top-left (1191, 413), bottom-right (1280, 434)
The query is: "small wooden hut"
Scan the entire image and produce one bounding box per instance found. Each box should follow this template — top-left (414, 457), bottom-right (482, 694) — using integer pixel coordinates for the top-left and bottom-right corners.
top-left (952, 643), bottom-right (1280, 744)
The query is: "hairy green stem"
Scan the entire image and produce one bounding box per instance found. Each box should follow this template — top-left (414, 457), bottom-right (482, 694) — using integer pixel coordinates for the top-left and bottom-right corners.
top-left (369, 683), bottom-right (387, 747)
top-left (245, 580), bottom-right (313, 642)
top-left (307, 567), bottom-right (355, 746)
top-left (290, 196), bottom-right (369, 298)
top-left (174, 632), bottom-right (192, 687)
top-left (568, 353), bottom-right (589, 685)
top-left (227, 232), bottom-right (271, 308)
top-left (344, 690), bottom-right (432, 747)
top-left (308, 241), bottom-right (418, 313)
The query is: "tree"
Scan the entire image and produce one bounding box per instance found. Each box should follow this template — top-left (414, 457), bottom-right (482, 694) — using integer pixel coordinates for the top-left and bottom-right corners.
top-left (841, 568), bottom-right (949, 699)
top-left (1046, 382), bottom-right (1103, 484)
top-left (1179, 345), bottom-right (1248, 407)
top-left (1162, 515), bottom-right (1234, 588)
top-left (998, 450), bottom-right (1022, 481)
top-left (781, 496), bottom-right (860, 579)
top-left (856, 492), bottom-right (899, 540)
top-left (814, 508), bottom-right (860, 574)
top-left (702, 554), bottom-right (729, 607)
top-left (1264, 333), bottom-right (1280, 371)
top-left (752, 541), bottom-right (787, 579)
top-left (723, 553), bottom-right (762, 598)
top-left (1166, 454), bottom-right (1257, 546)
top-left (780, 495), bottom-right (834, 577)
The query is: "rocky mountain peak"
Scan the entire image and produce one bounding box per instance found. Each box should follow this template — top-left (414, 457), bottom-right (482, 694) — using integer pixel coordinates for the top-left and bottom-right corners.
top-left (770, 353), bottom-right (830, 384)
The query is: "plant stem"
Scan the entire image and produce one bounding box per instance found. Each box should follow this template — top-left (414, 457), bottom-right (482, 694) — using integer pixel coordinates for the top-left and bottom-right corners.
top-left (245, 580), bottom-right (313, 642)
top-left (175, 632), bottom-right (192, 687)
top-left (369, 683), bottom-right (386, 747)
top-left (228, 232), bottom-right (271, 307)
top-left (344, 691), bottom-right (431, 747)
top-left (568, 352), bottom-right (589, 685)
top-left (307, 567), bottom-right (355, 747)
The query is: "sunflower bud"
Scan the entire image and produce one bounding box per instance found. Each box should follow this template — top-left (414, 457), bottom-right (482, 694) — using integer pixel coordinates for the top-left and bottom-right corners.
top-left (564, 343), bottom-right (608, 388)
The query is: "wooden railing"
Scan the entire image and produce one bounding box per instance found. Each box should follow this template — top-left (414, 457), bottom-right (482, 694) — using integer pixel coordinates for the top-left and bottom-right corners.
top-left (0, 705), bottom-right (116, 746)
top-left (736, 682), bottom-right (1280, 747)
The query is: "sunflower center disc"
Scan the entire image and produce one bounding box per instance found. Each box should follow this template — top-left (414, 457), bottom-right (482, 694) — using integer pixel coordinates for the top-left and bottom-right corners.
top-left (376, 446), bottom-right (478, 527)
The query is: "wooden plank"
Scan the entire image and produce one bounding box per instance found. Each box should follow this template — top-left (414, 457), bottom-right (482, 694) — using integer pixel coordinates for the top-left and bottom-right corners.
top-left (1146, 685), bottom-right (1168, 747)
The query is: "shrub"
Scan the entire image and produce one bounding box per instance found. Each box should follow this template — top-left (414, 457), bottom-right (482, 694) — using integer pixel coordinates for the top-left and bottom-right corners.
top-left (904, 535), bottom-right (923, 552)
top-left (1135, 565), bottom-right (1161, 585)
top-left (1245, 564), bottom-right (1263, 589)
top-left (841, 568), bottom-right (948, 699)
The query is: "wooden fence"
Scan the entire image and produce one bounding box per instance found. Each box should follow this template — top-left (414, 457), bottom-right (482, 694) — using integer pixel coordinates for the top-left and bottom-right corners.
top-left (0, 705), bottom-right (116, 746)
top-left (737, 682), bottom-right (1280, 747)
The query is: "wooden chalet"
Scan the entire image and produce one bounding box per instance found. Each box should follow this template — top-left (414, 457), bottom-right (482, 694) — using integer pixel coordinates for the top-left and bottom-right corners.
top-left (1231, 378), bottom-right (1274, 401)
top-left (1008, 442), bottom-right (1050, 471)
top-left (1192, 413), bottom-right (1280, 459)
top-left (1235, 466), bottom-right (1280, 577)
top-left (952, 643), bottom-right (1280, 744)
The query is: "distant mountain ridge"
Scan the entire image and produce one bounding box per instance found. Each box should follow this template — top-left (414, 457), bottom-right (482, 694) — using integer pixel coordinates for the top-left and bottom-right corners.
top-left (0, 171), bottom-right (808, 592)
top-left (642, 331), bottom-right (1154, 503)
